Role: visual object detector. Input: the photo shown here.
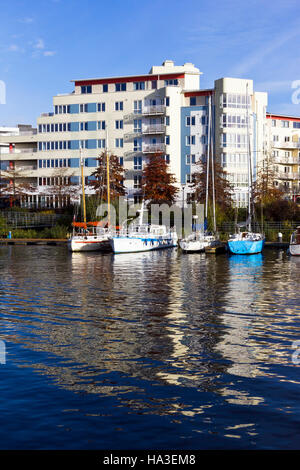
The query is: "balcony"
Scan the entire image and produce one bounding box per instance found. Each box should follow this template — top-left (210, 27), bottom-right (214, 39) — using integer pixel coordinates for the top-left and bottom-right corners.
top-left (272, 141), bottom-right (300, 149)
top-left (142, 105), bottom-right (165, 116)
top-left (142, 124), bottom-right (165, 135)
top-left (142, 143), bottom-right (166, 154)
top-left (277, 171), bottom-right (300, 180)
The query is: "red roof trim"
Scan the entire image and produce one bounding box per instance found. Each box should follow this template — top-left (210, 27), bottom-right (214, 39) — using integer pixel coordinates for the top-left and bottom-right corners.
top-left (184, 90), bottom-right (214, 97)
top-left (267, 113), bottom-right (300, 122)
top-left (75, 73), bottom-right (185, 87)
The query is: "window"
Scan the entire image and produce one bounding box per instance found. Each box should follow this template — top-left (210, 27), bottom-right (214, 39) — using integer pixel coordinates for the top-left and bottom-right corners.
top-left (165, 135), bottom-right (170, 145)
top-left (164, 79), bottom-right (178, 86)
top-left (115, 83), bottom-right (126, 92)
top-left (186, 154), bottom-right (196, 165)
top-left (273, 135), bottom-right (279, 142)
top-left (119, 157), bottom-right (124, 166)
top-left (115, 120), bottom-right (123, 129)
top-left (293, 121), bottom-right (300, 128)
top-left (98, 121), bottom-right (106, 130)
top-left (97, 102), bottom-right (105, 112)
top-left (201, 116), bottom-right (206, 125)
top-left (134, 175), bottom-right (142, 188)
top-left (133, 82), bottom-right (145, 90)
top-left (134, 100), bottom-right (142, 114)
top-left (221, 93), bottom-right (250, 108)
top-left (165, 154), bottom-right (170, 164)
top-left (186, 174), bottom-right (192, 183)
top-left (81, 85), bottom-right (92, 94)
top-left (98, 139), bottom-right (106, 148)
top-left (272, 120), bottom-right (277, 127)
top-left (103, 84), bottom-right (108, 93)
top-left (133, 119), bottom-right (142, 133)
top-left (165, 97), bottom-right (170, 106)
top-left (133, 138), bottom-right (142, 152)
top-left (115, 138), bottom-right (123, 148)
top-left (284, 136), bottom-right (290, 142)
top-left (281, 120), bottom-right (289, 128)
top-left (186, 135), bottom-right (195, 145)
top-left (165, 116), bottom-right (170, 126)
top-left (115, 101), bottom-right (123, 111)
top-left (186, 116), bottom-right (195, 126)
top-left (134, 156), bottom-right (142, 170)
top-left (190, 97), bottom-right (196, 106)
top-left (151, 81), bottom-right (157, 89)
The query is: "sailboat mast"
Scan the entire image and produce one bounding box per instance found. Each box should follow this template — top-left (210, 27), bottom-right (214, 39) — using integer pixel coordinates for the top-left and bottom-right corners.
top-left (210, 96), bottom-right (216, 233)
top-left (80, 147), bottom-right (87, 225)
top-left (205, 95), bottom-right (211, 221)
top-left (246, 83), bottom-right (252, 232)
top-left (106, 129), bottom-right (111, 227)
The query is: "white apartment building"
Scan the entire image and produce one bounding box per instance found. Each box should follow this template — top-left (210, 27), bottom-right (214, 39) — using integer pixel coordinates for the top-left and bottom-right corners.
top-left (266, 113), bottom-right (300, 201)
top-left (2, 60), bottom-right (296, 210)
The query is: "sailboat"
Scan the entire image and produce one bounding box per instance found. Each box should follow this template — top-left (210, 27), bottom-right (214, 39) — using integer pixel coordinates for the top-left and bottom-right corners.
top-left (179, 94), bottom-right (218, 252)
top-left (67, 148), bottom-right (111, 252)
top-left (109, 201), bottom-right (178, 253)
top-left (227, 84), bottom-right (265, 255)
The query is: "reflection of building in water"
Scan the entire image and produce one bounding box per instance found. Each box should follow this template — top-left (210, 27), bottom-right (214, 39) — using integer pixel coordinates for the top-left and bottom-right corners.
top-left (216, 254), bottom-right (264, 379)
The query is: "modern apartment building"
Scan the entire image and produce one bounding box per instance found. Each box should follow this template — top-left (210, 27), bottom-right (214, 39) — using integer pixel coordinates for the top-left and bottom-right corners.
top-left (266, 113), bottom-right (300, 201)
top-left (0, 125), bottom-right (37, 206)
top-left (1, 60), bottom-right (298, 210)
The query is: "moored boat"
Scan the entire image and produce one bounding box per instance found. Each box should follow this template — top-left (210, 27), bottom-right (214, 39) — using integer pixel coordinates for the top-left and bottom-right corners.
top-left (289, 226), bottom-right (300, 256)
top-left (227, 232), bottom-right (265, 255)
top-left (109, 204), bottom-right (177, 253)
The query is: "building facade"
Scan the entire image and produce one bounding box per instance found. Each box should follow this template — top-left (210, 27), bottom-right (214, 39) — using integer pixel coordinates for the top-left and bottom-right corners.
top-left (0, 60), bottom-right (299, 209)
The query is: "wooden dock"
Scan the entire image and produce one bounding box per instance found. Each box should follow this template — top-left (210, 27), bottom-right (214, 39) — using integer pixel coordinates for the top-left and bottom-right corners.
top-left (0, 238), bottom-right (68, 246)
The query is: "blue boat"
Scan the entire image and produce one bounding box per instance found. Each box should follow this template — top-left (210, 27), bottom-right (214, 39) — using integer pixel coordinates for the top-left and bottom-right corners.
top-left (227, 233), bottom-right (265, 255)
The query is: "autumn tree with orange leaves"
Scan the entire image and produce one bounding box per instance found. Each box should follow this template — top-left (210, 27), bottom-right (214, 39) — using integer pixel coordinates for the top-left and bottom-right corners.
top-left (141, 153), bottom-right (178, 206)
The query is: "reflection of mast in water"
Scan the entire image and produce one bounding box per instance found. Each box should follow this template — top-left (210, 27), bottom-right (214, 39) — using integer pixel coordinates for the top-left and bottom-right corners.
top-left (216, 253), bottom-right (265, 405)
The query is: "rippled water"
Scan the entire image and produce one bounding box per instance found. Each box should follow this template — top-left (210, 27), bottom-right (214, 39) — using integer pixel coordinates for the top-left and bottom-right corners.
top-left (0, 245), bottom-right (299, 449)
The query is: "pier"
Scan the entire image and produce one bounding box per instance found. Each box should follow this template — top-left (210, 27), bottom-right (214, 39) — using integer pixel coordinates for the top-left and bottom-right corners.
top-left (0, 238), bottom-right (68, 246)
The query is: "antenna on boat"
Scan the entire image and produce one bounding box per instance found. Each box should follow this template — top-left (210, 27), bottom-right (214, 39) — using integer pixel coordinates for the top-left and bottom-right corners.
top-left (205, 95), bottom-right (211, 221)
top-left (246, 82), bottom-right (252, 232)
top-left (105, 127), bottom-right (110, 227)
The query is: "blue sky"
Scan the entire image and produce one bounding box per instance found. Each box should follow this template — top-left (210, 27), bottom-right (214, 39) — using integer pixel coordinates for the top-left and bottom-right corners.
top-left (0, 0), bottom-right (300, 126)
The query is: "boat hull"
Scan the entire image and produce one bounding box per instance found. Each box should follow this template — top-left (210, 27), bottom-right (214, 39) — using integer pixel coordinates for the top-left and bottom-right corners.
top-left (289, 244), bottom-right (300, 256)
top-left (68, 237), bottom-right (110, 252)
top-left (227, 238), bottom-right (265, 255)
top-left (110, 236), bottom-right (177, 253)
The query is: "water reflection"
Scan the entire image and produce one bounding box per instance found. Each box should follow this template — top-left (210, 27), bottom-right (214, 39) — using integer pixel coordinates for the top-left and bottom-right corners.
top-left (0, 246), bottom-right (300, 444)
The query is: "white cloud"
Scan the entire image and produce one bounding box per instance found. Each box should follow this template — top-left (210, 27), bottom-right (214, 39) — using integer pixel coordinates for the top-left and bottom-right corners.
top-left (43, 51), bottom-right (56, 57)
top-left (34, 38), bottom-right (45, 50)
top-left (18, 17), bottom-right (34, 24)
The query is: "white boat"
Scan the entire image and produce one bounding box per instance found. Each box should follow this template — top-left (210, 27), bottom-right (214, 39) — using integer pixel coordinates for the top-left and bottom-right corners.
top-left (68, 223), bottom-right (111, 252)
top-left (68, 147), bottom-right (111, 252)
top-left (179, 233), bottom-right (216, 252)
top-left (110, 204), bottom-right (177, 253)
top-left (289, 226), bottom-right (300, 256)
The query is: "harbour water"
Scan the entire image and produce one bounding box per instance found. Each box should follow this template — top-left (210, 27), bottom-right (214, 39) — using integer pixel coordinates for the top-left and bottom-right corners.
top-left (0, 245), bottom-right (299, 449)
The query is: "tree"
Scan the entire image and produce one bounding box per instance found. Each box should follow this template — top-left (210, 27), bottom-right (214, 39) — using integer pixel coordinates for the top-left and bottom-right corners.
top-left (46, 168), bottom-right (79, 208)
top-left (89, 151), bottom-right (125, 201)
top-left (0, 167), bottom-right (36, 207)
top-left (141, 153), bottom-right (178, 206)
top-left (191, 159), bottom-right (233, 210)
top-left (253, 151), bottom-right (284, 204)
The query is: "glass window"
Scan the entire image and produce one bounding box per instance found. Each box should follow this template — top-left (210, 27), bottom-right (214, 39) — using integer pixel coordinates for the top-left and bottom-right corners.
top-left (115, 101), bottom-right (123, 111)
top-left (190, 97), bottom-right (196, 106)
top-left (133, 82), bottom-right (145, 90)
top-left (115, 83), bottom-right (126, 92)
top-left (103, 84), bottom-right (108, 93)
top-left (151, 81), bottom-right (157, 89)
top-left (81, 85), bottom-right (92, 94)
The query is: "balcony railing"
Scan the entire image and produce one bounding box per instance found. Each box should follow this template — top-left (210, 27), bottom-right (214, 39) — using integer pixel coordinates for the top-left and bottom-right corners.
top-left (0, 148), bottom-right (37, 154)
top-left (277, 172), bottom-right (300, 180)
top-left (142, 105), bottom-right (165, 115)
top-left (142, 143), bottom-right (166, 154)
top-left (142, 124), bottom-right (165, 134)
top-left (272, 141), bottom-right (300, 149)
